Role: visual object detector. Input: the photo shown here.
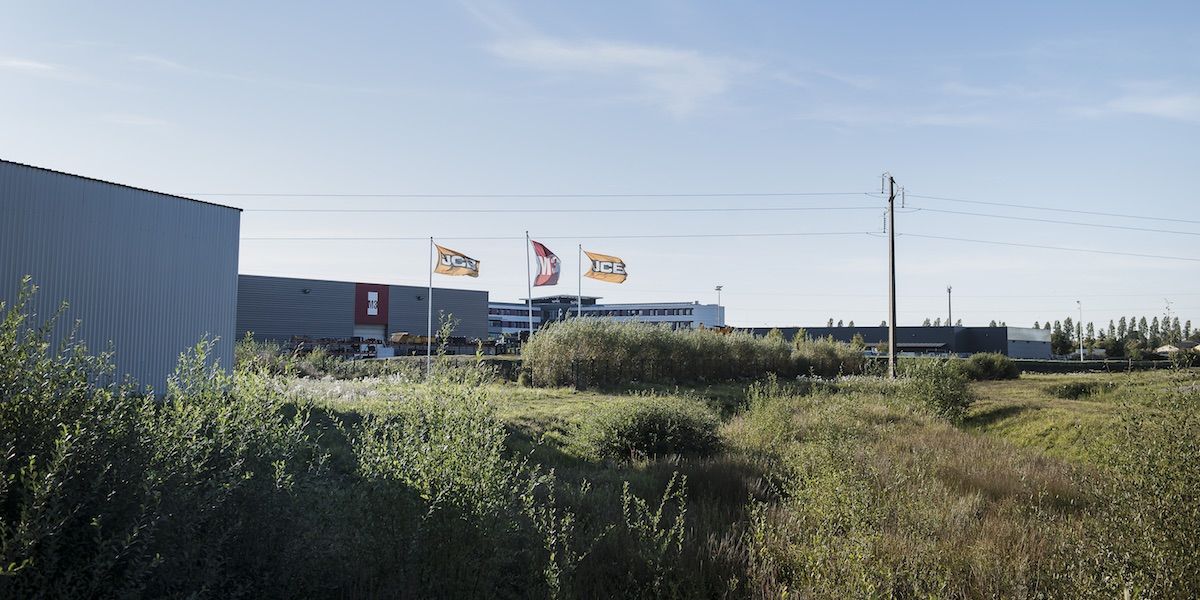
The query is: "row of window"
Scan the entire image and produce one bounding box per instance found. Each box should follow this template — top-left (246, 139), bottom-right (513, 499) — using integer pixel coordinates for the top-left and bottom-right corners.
top-left (491, 320), bottom-right (537, 329)
top-left (489, 308), bottom-right (539, 317)
top-left (582, 308), bottom-right (694, 317)
top-left (490, 319), bottom-right (695, 331)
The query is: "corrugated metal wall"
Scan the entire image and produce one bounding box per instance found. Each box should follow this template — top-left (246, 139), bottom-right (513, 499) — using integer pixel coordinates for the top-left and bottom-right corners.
top-left (236, 275), bottom-right (356, 341)
top-left (0, 160), bottom-right (240, 392)
top-left (388, 283), bottom-right (488, 339)
top-left (237, 275), bottom-right (489, 341)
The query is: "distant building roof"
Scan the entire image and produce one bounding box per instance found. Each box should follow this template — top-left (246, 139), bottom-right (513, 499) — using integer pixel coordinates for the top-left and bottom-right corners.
top-left (530, 295), bottom-right (601, 304)
top-left (1156, 340), bottom-right (1199, 353)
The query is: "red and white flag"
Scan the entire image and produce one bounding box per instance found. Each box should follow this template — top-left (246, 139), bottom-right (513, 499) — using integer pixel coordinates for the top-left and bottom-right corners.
top-left (531, 240), bottom-right (560, 286)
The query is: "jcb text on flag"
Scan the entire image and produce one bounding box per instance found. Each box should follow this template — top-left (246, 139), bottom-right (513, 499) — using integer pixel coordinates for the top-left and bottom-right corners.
top-left (434, 244), bottom-right (480, 277)
top-left (584, 250), bottom-right (627, 284)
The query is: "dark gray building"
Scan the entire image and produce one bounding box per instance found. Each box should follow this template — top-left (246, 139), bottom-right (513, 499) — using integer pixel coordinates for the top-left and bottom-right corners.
top-left (237, 274), bottom-right (488, 343)
top-left (1, 159), bottom-right (241, 391)
top-left (750, 325), bottom-right (1053, 359)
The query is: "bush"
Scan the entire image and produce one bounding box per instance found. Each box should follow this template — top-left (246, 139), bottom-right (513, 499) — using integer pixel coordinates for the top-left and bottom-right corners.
top-left (0, 279), bottom-right (322, 597)
top-left (349, 372), bottom-right (580, 596)
top-left (902, 359), bottom-right (974, 422)
top-left (522, 319), bottom-right (864, 388)
top-left (0, 279), bottom-right (586, 598)
top-left (792, 335), bottom-right (866, 378)
top-left (577, 396), bottom-right (722, 462)
top-left (959, 352), bottom-right (1020, 380)
top-left (1044, 380), bottom-right (1119, 400)
top-left (235, 333), bottom-right (435, 382)
top-left (1077, 381), bottom-right (1200, 596)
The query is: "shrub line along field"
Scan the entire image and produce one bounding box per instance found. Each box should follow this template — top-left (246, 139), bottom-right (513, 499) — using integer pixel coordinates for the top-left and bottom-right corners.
top-left (3, 290), bottom-right (1198, 598)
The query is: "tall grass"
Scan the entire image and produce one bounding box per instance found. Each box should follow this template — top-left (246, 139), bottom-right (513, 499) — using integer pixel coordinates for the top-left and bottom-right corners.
top-left (5, 278), bottom-right (1196, 598)
top-left (727, 376), bottom-right (1088, 597)
top-left (0, 279), bottom-right (323, 597)
top-left (522, 319), bottom-right (865, 387)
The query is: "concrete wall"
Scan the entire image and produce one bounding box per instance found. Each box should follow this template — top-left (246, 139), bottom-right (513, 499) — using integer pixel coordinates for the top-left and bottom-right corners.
top-left (0, 160), bottom-right (240, 392)
top-left (237, 275), bottom-right (488, 342)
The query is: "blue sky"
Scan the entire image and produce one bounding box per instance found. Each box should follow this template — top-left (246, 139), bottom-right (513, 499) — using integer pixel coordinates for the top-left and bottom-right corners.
top-left (2, 1), bottom-right (1197, 328)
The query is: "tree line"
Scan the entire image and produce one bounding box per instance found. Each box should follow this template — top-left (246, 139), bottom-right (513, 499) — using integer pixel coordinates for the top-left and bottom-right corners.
top-left (1033, 314), bottom-right (1196, 358)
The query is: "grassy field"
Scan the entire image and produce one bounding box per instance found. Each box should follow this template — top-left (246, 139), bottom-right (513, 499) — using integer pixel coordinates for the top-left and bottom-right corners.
top-left (966, 369), bottom-right (1187, 463)
top-left (282, 366), bottom-right (1198, 597)
top-left (6, 294), bottom-right (1198, 597)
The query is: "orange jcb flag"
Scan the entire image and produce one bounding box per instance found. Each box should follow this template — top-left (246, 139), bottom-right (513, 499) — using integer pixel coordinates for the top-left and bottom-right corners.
top-left (434, 244), bottom-right (481, 277)
top-left (583, 250), bottom-right (627, 284)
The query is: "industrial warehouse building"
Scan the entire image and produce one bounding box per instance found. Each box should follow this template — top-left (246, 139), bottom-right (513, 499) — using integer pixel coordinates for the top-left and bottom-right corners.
top-left (237, 274), bottom-right (488, 344)
top-left (489, 295), bottom-right (725, 338)
top-left (749, 325), bottom-right (1053, 359)
top-left (0, 160), bottom-right (241, 391)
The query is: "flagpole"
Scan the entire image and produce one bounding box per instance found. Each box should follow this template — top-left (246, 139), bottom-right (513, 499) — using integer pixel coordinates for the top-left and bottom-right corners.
top-left (525, 231), bottom-right (534, 341)
top-left (427, 236), bottom-right (433, 377)
top-left (577, 244), bottom-right (583, 317)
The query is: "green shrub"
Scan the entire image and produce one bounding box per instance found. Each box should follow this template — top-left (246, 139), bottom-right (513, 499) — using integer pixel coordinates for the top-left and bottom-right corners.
top-left (350, 375), bottom-right (579, 596)
top-left (0, 279), bottom-right (322, 597)
top-left (792, 335), bottom-right (866, 377)
top-left (1077, 381), bottom-right (1200, 596)
top-left (1044, 380), bottom-right (1119, 400)
top-left (0, 279), bottom-right (575, 597)
top-left (959, 352), bottom-right (1020, 380)
top-left (577, 396), bottom-right (722, 462)
top-left (902, 359), bottom-right (974, 422)
top-left (523, 319), bottom-right (864, 388)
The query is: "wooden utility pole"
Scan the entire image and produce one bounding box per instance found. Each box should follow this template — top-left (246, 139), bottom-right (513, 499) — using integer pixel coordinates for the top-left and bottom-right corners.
top-left (885, 174), bottom-right (899, 378)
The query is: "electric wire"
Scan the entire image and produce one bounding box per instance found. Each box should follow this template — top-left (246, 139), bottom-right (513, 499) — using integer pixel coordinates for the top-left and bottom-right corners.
top-left (240, 230), bottom-right (878, 241)
top-left (909, 206), bottom-right (1200, 236)
top-left (195, 191), bottom-right (872, 198)
top-left (243, 205), bottom-right (881, 213)
top-left (900, 233), bottom-right (1200, 262)
top-left (907, 193), bottom-right (1200, 225)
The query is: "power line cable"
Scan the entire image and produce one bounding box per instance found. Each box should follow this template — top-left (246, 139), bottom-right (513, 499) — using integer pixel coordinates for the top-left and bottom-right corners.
top-left (900, 233), bottom-right (1200, 262)
top-left (240, 231), bottom-right (878, 241)
top-left (196, 191), bottom-right (872, 199)
top-left (907, 193), bottom-right (1200, 225)
top-left (243, 205), bottom-right (880, 214)
top-left (910, 206), bottom-right (1200, 236)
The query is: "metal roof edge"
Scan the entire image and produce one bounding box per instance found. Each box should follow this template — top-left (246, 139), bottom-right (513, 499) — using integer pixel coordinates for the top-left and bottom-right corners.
top-left (0, 158), bottom-right (243, 212)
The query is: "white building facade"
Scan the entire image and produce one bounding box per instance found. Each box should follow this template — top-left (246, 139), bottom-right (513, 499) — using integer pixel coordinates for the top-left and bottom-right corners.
top-left (489, 296), bottom-right (725, 339)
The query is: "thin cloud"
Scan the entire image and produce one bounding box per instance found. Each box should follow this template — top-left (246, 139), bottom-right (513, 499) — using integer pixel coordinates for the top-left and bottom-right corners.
top-left (489, 37), bottom-right (745, 117)
top-left (129, 54), bottom-right (189, 71)
top-left (0, 57), bottom-right (59, 72)
top-left (1081, 89), bottom-right (1200, 123)
top-left (103, 113), bottom-right (170, 127)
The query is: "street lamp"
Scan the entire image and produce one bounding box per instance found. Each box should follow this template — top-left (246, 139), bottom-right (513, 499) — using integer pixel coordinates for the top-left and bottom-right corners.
top-left (947, 285), bottom-right (953, 326)
top-left (715, 285), bottom-right (724, 327)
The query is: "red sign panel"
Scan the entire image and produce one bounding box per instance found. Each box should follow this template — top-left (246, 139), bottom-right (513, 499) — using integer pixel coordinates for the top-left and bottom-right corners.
top-left (354, 283), bottom-right (389, 325)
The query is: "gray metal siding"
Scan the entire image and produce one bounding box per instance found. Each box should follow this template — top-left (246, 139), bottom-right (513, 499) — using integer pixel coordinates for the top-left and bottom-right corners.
top-left (388, 284), bottom-right (488, 339)
top-left (236, 275), bottom-right (355, 342)
top-left (237, 276), bottom-right (489, 342)
top-left (0, 160), bottom-right (240, 392)
top-left (1007, 339), bottom-right (1053, 359)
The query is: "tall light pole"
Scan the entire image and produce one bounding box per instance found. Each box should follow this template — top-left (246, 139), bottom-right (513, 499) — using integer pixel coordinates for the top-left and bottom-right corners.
top-left (1076, 300), bottom-right (1084, 362)
top-left (1166, 298), bottom-right (1174, 343)
top-left (715, 285), bottom-right (724, 327)
top-left (947, 285), bottom-right (953, 327)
